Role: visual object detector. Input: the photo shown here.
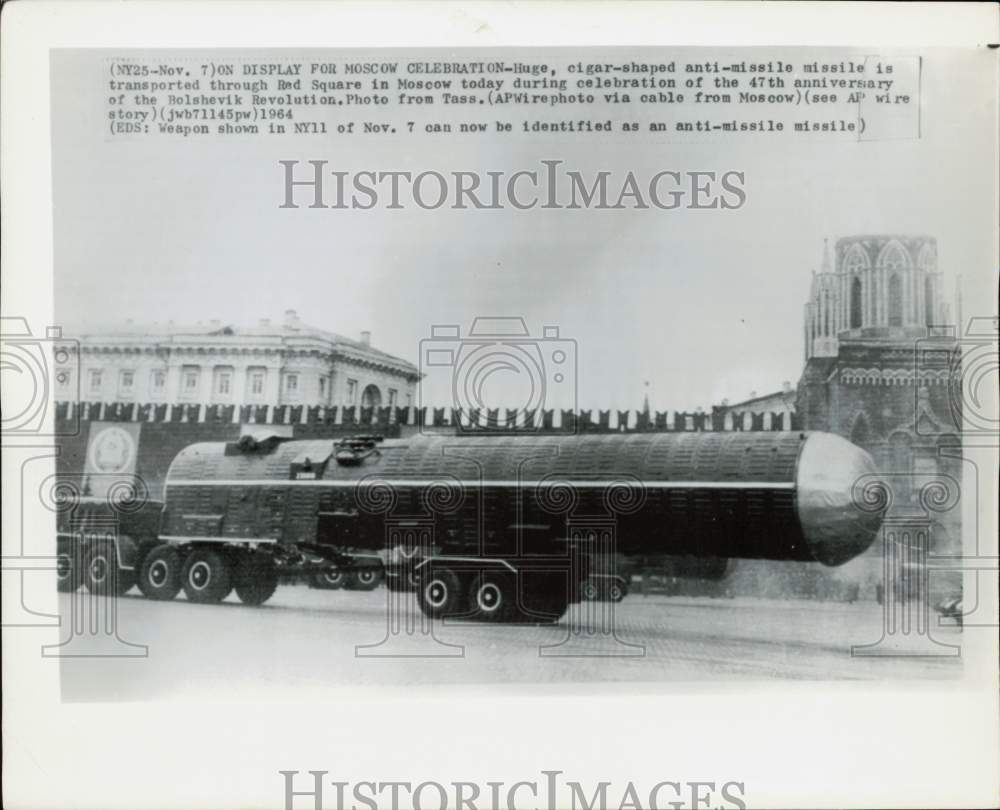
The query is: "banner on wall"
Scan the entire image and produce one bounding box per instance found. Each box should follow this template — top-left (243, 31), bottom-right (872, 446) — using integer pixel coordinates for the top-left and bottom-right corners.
top-left (82, 421), bottom-right (142, 498)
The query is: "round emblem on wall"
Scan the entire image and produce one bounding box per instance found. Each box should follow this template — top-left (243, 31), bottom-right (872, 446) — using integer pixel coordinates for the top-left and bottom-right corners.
top-left (88, 426), bottom-right (137, 474)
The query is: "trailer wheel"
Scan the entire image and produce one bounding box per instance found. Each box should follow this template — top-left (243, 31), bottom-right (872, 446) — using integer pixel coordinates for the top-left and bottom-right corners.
top-left (469, 572), bottom-right (512, 622)
top-left (138, 544), bottom-right (183, 601)
top-left (582, 579), bottom-right (599, 601)
top-left (417, 567), bottom-right (463, 619)
top-left (181, 549), bottom-right (233, 604)
top-left (312, 569), bottom-right (345, 590)
top-left (234, 554), bottom-right (278, 606)
top-left (83, 540), bottom-right (135, 596)
top-left (608, 577), bottom-right (628, 603)
top-left (56, 545), bottom-right (82, 592)
top-left (348, 567), bottom-right (383, 591)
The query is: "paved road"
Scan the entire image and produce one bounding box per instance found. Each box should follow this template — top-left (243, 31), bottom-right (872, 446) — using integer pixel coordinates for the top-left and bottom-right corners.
top-left (56, 585), bottom-right (962, 700)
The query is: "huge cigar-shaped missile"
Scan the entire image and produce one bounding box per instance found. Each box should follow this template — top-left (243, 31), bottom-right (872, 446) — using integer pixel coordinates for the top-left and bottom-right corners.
top-left (164, 430), bottom-right (884, 567)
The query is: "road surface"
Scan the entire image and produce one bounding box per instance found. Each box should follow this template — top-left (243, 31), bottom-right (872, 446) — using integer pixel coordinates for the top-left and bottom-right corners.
top-left (55, 585), bottom-right (962, 700)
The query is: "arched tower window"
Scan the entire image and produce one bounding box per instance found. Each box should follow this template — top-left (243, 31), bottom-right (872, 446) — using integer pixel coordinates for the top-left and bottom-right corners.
top-left (878, 240), bottom-right (911, 271)
top-left (843, 243), bottom-right (870, 327)
top-left (878, 240), bottom-right (911, 328)
top-left (888, 274), bottom-right (903, 326)
top-left (850, 277), bottom-right (863, 328)
top-left (917, 241), bottom-right (936, 273)
top-left (843, 243), bottom-right (870, 274)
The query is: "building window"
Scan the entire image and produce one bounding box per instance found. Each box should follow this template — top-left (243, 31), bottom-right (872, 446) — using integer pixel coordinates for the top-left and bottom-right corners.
top-left (118, 370), bottom-right (135, 397)
top-left (246, 367), bottom-right (266, 401)
top-left (388, 388), bottom-right (398, 408)
top-left (346, 379), bottom-right (358, 405)
top-left (284, 373), bottom-right (299, 399)
top-left (87, 369), bottom-right (103, 395)
top-left (850, 277), bottom-right (862, 329)
top-left (213, 366), bottom-right (233, 400)
top-left (888, 273), bottom-right (903, 327)
top-left (319, 376), bottom-right (328, 403)
top-left (181, 366), bottom-right (201, 399)
top-left (405, 393), bottom-right (412, 408)
top-left (361, 384), bottom-right (382, 409)
top-left (150, 369), bottom-right (166, 397)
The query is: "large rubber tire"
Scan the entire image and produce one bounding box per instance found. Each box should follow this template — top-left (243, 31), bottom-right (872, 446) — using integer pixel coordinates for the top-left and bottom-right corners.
top-left (348, 567), bottom-right (383, 591)
top-left (82, 541), bottom-right (135, 596)
top-left (311, 568), bottom-right (345, 590)
top-left (138, 544), bottom-right (183, 601)
top-left (181, 548), bottom-right (233, 604)
top-left (582, 579), bottom-right (599, 601)
top-left (469, 571), bottom-right (514, 622)
top-left (56, 545), bottom-right (83, 592)
top-left (608, 577), bottom-right (628, 603)
top-left (234, 554), bottom-right (279, 606)
top-left (416, 566), bottom-right (464, 619)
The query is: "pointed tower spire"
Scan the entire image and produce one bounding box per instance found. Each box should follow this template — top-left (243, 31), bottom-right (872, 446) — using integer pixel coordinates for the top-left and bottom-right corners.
top-left (821, 238), bottom-right (832, 274)
top-left (642, 381), bottom-right (651, 415)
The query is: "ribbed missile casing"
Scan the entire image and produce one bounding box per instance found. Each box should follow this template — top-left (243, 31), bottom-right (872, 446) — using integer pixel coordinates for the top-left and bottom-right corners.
top-left (163, 431), bottom-right (884, 566)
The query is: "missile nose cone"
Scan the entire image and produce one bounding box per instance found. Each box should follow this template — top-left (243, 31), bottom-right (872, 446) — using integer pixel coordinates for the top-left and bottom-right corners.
top-left (796, 432), bottom-right (885, 566)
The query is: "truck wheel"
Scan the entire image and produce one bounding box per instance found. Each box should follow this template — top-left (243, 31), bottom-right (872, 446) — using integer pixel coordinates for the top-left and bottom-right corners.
top-left (83, 541), bottom-right (134, 595)
top-left (608, 577), bottom-right (628, 602)
top-left (234, 554), bottom-right (278, 606)
top-left (139, 544), bottom-right (183, 601)
top-left (349, 567), bottom-right (383, 591)
top-left (582, 579), bottom-right (599, 601)
top-left (417, 567), bottom-right (463, 619)
top-left (469, 572), bottom-right (512, 622)
top-left (312, 569), bottom-right (345, 590)
top-left (56, 546), bottom-right (82, 592)
top-left (181, 549), bottom-right (233, 604)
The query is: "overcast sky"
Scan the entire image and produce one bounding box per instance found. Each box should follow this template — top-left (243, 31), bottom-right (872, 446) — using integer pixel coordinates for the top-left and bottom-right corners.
top-left (52, 49), bottom-right (996, 412)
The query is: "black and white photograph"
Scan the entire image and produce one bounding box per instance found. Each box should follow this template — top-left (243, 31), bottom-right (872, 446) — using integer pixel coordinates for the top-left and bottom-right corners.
top-left (2, 3), bottom-right (998, 809)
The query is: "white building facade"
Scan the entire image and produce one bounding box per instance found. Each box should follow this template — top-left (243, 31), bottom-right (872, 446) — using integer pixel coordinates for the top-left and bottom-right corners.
top-left (57, 311), bottom-right (420, 409)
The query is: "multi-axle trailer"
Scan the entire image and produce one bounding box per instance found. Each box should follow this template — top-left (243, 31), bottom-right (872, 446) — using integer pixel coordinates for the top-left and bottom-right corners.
top-left (57, 430), bottom-right (884, 622)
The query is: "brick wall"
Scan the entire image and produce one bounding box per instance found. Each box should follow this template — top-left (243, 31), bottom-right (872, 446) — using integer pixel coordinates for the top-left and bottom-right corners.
top-left (54, 399), bottom-right (803, 500)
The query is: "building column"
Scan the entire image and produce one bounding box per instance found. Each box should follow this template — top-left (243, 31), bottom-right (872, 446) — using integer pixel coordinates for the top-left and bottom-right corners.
top-left (861, 270), bottom-right (872, 327)
top-left (264, 356), bottom-right (283, 404)
top-left (232, 360), bottom-right (249, 408)
top-left (164, 354), bottom-right (185, 401)
top-left (906, 267), bottom-right (915, 325)
top-left (916, 269), bottom-right (925, 326)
